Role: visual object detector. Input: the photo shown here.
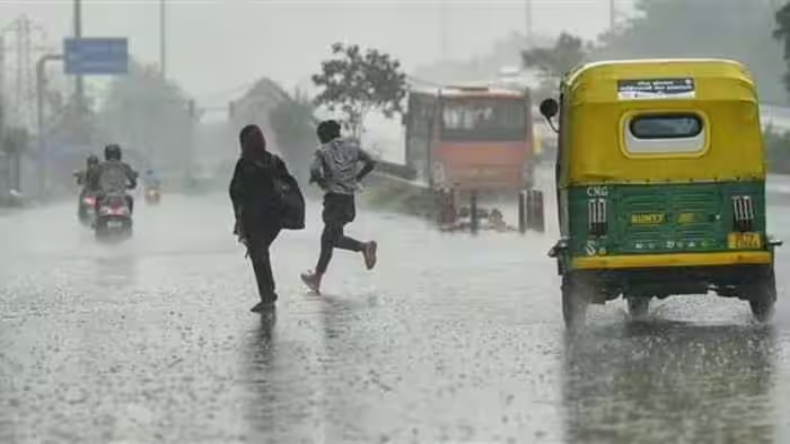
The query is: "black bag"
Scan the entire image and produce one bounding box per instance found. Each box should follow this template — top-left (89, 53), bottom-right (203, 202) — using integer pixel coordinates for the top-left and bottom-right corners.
top-left (272, 161), bottom-right (305, 230)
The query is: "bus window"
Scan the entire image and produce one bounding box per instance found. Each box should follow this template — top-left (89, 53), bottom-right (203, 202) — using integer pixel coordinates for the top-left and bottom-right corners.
top-left (440, 98), bottom-right (527, 142)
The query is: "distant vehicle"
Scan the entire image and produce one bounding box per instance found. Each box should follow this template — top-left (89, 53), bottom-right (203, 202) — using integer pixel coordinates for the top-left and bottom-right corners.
top-left (144, 187), bottom-right (161, 205)
top-left (542, 58), bottom-right (782, 328)
top-left (402, 84), bottom-right (544, 232)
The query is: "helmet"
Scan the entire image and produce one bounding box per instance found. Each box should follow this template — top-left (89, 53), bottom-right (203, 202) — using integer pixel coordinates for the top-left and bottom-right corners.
top-left (87, 154), bottom-right (99, 167)
top-left (104, 144), bottom-right (121, 161)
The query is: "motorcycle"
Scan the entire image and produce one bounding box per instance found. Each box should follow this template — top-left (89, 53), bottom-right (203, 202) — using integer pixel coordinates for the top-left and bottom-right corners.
top-left (78, 193), bottom-right (97, 226)
top-left (94, 193), bottom-right (133, 239)
top-left (144, 186), bottom-right (161, 205)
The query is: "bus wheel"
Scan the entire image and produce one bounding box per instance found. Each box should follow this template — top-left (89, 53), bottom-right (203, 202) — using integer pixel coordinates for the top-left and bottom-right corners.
top-left (562, 273), bottom-right (590, 330)
top-left (748, 267), bottom-right (776, 323)
top-left (627, 297), bottom-right (650, 319)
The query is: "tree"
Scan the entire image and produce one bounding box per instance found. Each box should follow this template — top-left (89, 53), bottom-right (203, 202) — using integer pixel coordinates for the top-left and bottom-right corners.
top-left (269, 90), bottom-right (317, 184)
top-left (774, 2), bottom-right (790, 96)
top-left (522, 32), bottom-right (587, 98)
top-left (595, 0), bottom-right (784, 103)
top-left (2, 127), bottom-right (29, 155)
top-left (523, 33), bottom-right (587, 79)
top-left (312, 43), bottom-right (407, 137)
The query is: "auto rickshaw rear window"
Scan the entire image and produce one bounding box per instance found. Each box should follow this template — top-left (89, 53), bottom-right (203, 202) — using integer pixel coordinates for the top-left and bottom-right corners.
top-left (629, 114), bottom-right (703, 140)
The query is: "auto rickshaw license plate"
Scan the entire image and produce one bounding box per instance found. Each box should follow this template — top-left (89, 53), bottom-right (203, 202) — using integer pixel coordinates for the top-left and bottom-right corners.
top-left (727, 232), bottom-right (762, 249)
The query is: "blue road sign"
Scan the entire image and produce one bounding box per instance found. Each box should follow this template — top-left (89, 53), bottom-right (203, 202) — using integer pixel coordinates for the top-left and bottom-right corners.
top-left (64, 37), bottom-right (128, 75)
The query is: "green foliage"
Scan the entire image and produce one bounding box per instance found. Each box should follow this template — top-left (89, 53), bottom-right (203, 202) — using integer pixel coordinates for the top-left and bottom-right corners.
top-left (269, 90), bottom-right (315, 148)
top-left (269, 90), bottom-right (317, 184)
top-left (312, 43), bottom-right (407, 136)
top-left (522, 32), bottom-right (588, 100)
top-left (595, 0), bottom-right (784, 102)
top-left (774, 2), bottom-right (790, 96)
top-left (764, 125), bottom-right (790, 174)
top-left (523, 33), bottom-right (587, 80)
top-left (0, 103), bottom-right (29, 154)
top-left (2, 127), bottom-right (29, 154)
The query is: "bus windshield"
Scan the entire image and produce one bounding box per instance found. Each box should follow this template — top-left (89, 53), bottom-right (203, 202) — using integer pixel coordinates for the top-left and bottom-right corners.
top-left (440, 98), bottom-right (527, 142)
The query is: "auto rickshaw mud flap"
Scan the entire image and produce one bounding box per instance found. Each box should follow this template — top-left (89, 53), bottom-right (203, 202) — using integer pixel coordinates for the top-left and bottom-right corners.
top-left (626, 297), bottom-right (651, 320)
top-left (549, 238), bottom-right (569, 275)
top-left (744, 265), bottom-right (777, 323)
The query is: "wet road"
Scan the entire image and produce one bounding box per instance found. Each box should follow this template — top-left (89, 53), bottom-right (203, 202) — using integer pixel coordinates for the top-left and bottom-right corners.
top-left (1, 191), bottom-right (790, 443)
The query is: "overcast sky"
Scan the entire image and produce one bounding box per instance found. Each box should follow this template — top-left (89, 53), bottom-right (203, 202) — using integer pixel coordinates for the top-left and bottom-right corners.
top-left (0, 0), bottom-right (633, 105)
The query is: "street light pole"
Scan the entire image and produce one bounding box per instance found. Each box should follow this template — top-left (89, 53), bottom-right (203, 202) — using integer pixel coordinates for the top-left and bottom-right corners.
top-left (160, 0), bottom-right (166, 78)
top-left (73, 0), bottom-right (84, 113)
top-left (609, 0), bottom-right (616, 33)
top-left (439, 2), bottom-right (448, 61)
top-left (525, 0), bottom-right (533, 46)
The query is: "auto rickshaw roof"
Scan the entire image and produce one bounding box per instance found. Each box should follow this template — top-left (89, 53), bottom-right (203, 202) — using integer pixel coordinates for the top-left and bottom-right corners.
top-left (563, 58), bottom-right (756, 103)
top-left (559, 58), bottom-right (765, 185)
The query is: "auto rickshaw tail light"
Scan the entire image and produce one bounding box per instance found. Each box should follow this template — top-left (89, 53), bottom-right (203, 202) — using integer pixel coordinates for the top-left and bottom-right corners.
top-left (588, 198), bottom-right (608, 236)
top-left (731, 195), bottom-right (755, 232)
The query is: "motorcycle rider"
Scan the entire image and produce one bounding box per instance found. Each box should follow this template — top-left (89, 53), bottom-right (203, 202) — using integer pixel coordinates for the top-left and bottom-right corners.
top-left (75, 154), bottom-right (101, 192)
top-left (143, 169), bottom-right (161, 190)
top-left (95, 144), bottom-right (138, 213)
top-left (75, 154), bottom-right (101, 219)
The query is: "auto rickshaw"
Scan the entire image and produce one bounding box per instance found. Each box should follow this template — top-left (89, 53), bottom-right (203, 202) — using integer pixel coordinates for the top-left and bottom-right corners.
top-left (539, 58), bottom-right (781, 328)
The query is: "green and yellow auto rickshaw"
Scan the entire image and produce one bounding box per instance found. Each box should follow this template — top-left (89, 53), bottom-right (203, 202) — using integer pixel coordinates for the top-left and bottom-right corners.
top-left (539, 58), bottom-right (781, 328)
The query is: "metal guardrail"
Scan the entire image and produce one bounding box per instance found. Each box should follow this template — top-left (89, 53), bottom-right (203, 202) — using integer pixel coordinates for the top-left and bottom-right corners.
top-left (374, 159), bottom-right (418, 181)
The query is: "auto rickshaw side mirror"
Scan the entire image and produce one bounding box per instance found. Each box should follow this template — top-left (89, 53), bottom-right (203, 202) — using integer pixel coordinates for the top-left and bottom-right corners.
top-left (539, 98), bottom-right (559, 120)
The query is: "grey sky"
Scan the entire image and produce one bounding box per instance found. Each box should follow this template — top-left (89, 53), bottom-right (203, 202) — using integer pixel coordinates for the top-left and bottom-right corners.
top-left (0, 0), bottom-right (633, 105)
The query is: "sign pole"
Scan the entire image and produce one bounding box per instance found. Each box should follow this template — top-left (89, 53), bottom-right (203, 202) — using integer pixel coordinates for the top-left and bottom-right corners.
top-left (73, 0), bottom-right (84, 114)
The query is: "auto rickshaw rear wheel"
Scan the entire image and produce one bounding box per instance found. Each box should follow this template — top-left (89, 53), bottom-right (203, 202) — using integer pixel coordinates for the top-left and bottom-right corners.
top-left (626, 297), bottom-right (650, 319)
top-left (562, 273), bottom-right (591, 329)
top-left (747, 267), bottom-right (776, 323)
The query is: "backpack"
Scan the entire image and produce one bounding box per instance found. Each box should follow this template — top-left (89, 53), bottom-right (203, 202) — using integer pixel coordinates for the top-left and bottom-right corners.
top-left (271, 158), bottom-right (305, 230)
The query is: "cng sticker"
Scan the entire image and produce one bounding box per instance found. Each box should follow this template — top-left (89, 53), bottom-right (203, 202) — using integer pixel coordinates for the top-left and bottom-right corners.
top-left (586, 186), bottom-right (609, 197)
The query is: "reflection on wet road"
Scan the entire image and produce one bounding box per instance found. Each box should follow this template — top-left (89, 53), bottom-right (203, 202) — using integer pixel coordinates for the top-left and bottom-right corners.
top-left (0, 192), bottom-right (789, 443)
top-left (565, 322), bottom-right (777, 444)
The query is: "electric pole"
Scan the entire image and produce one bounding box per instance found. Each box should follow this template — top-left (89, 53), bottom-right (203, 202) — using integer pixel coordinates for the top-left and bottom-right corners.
top-left (73, 0), bottom-right (84, 113)
top-left (609, 0), bottom-right (616, 34)
top-left (439, 2), bottom-right (448, 61)
top-left (2, 16), bottom-right (47, 131)
top-left (525, 0), bottom-right (533, 47)
top-left (160, 0), bottom-right (167, 78)
top-left (0, 35), bottom-right (5, 161)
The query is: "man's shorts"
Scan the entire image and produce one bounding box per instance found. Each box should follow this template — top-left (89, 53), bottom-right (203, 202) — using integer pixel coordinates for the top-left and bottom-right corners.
top-left (322, 193), bottom-right (356, 227)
